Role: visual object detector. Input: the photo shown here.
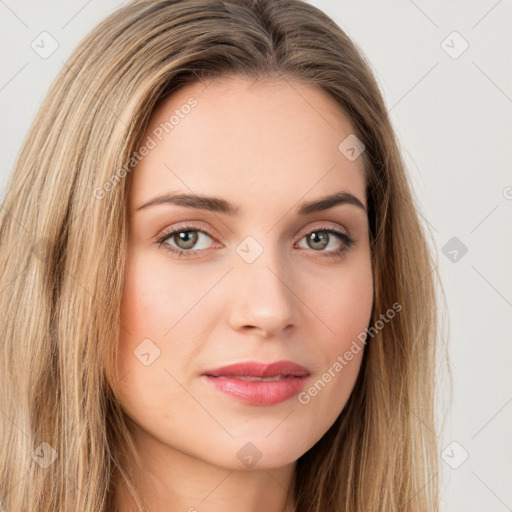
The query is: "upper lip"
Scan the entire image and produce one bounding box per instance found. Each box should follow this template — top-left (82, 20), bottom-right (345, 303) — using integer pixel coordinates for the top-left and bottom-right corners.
top-left (202, 360), bottom-right (310, 378)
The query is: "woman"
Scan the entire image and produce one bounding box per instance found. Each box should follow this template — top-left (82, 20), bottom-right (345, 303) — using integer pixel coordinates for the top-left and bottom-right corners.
top-left (0, 0), bottom-right (445, 510)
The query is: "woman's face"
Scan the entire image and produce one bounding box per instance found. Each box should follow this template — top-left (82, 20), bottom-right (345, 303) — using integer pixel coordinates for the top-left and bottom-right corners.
top-left (115, 75), bottom-right (373, 470)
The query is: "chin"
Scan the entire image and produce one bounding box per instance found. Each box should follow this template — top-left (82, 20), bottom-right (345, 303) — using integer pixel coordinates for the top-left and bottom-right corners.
top-left (210, 432), bottom-right (316, 471)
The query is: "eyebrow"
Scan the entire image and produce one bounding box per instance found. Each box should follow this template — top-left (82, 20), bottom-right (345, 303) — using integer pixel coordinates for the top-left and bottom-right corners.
top-left (136, 191), bottom-right (366, 215)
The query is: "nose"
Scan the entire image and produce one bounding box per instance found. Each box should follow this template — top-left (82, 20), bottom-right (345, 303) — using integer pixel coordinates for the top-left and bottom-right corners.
top-left (228, 244), bottom-right (299, 338)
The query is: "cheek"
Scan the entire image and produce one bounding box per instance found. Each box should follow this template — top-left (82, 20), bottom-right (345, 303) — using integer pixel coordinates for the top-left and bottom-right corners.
top-left (116, 251), bottom-right (176, 395)
top-left (115, 252), bottom-right (197, 427)
top-left (296, 257), bottom-right (373, 421)
top-left (310, 254), bottom-right (373, 351)
top-left (118, 249), bottom-right (212, 342)
top-left (115, 248), bottom-right (220, 405)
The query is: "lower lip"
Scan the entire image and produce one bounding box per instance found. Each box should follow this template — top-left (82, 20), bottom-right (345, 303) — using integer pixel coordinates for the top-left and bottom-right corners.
top-left (202, 375), bottom-right (308, 406)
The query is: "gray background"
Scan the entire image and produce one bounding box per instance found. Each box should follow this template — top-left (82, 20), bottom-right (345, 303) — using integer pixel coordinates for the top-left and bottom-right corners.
top-left (1, 1), bottom-right (511, 510)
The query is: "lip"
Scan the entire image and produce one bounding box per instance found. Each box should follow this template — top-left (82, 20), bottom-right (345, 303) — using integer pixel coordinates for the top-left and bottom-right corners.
top-left (201, 360), bottom-right (310, 406)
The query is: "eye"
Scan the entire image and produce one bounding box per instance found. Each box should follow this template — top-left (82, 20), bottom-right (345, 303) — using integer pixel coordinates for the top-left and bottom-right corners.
top-left (157, 224), bottom-right (217, 257)
top-left (296, 226), bottom-right (355, 258)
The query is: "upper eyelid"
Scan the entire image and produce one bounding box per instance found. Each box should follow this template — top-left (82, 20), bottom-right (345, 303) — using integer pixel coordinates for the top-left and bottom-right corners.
top-left (296, 223), bottom-right (350, 238)
top-left (157, 221), bottom-right (218, 241)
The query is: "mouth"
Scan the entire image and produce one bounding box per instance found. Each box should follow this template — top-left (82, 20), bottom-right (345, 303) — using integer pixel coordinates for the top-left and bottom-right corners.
top-left (201, 360), bottom-right (310, 406)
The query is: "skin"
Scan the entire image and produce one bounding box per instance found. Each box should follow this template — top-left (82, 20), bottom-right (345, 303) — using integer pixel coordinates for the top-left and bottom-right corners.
top-left (113, 75), bottom-right (373, 512)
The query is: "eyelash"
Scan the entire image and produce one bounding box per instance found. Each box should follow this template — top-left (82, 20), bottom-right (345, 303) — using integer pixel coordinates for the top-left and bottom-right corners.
top-left (156, 223), bottom-right (356, 260)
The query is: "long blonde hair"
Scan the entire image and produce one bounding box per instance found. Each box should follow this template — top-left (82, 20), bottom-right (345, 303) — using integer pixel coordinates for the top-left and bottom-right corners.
top-left (0, 0), bottom-right (447, 510)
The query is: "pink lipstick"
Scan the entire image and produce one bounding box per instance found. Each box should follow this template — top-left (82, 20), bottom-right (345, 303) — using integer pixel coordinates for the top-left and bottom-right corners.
top-left (201, 360), bottom-right (310, 406)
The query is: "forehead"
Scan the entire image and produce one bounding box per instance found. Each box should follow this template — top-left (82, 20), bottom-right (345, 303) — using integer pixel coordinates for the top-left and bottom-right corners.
top-left (130, 75), bottom-right (366, 211)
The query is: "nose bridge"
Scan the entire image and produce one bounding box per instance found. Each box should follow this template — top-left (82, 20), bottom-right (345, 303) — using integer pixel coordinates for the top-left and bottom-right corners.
top-left (229, 234), bottom-right (298, 335)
